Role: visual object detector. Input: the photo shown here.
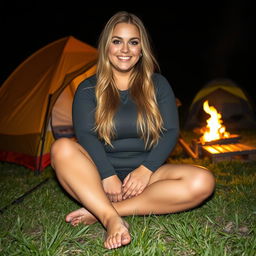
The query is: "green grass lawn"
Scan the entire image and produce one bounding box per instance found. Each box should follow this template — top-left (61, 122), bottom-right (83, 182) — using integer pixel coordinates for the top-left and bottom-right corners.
top-left (0, 130), bottom-right (256, 255)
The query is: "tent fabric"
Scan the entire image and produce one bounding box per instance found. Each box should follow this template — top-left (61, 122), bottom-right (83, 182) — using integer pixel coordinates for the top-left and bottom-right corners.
top-left (190, 81), bottom-right (249, 106)
top-left (51, 64), bottom-right (96, 137)
top-left (184, 79), bottom-right (256, 130)
top-left (0, 36), bottom-right (97, 171)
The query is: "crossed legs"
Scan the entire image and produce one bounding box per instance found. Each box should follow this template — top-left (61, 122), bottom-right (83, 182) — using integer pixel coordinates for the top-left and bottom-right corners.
top-left (51, 138), bottom-right (215, 249)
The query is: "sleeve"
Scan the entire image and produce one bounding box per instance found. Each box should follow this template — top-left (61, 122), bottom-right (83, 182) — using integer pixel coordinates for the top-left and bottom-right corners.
top-left (72, 80), bottom-right (117, 179)
top-left (141, 74), bottom-right (179, 171)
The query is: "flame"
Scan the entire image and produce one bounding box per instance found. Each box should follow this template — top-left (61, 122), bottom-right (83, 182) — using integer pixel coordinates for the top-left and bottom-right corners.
top-left (200, 100), bottom-right (230, 144)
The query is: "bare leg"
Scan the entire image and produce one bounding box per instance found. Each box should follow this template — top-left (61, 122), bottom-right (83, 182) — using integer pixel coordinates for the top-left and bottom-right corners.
top-left (51, 138), bottom-right (131, 249)
top-left (113, 164), bottom-right (215, 216)
top-left (66, 163), bottom-right (215, 224)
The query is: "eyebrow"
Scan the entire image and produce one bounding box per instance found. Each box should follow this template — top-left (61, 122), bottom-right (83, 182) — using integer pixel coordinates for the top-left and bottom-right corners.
top-left (111, 36), bottom-right (140, 41)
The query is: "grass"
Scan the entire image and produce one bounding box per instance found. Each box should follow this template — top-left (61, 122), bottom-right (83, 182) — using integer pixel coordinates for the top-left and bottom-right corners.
top-left (0, 130), bottom-right (256, 255)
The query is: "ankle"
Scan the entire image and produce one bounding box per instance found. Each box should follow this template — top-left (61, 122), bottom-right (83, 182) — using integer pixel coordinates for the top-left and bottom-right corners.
top-left (101, 213), bottom-right (121, 228)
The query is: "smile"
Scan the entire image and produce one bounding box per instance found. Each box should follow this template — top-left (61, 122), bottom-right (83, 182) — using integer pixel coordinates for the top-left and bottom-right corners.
top-left (117, 56), bottom-right (131, 60)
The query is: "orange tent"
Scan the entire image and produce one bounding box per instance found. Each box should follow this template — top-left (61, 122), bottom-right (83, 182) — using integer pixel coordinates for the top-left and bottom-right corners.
top-left (0, 36), bottom-right (97, 172)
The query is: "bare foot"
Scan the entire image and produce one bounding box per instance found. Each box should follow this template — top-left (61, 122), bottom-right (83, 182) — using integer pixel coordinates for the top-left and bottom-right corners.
top-left (65, 208), bottom-right (97, 226)
top-left (104, 217), bottom-right (131, 249)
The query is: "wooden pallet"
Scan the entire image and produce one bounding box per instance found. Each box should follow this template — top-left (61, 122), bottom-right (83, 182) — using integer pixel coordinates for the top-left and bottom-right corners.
top-left (202, 143), bottom-right (256, 162)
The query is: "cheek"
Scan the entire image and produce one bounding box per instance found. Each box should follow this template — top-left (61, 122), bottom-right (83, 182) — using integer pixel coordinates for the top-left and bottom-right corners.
top-left (108, 47), bottom-right (116, 64)
top-left (108, 45), bottom-right (118, 56)
top-left (131, 47), bottom-right (142, 57)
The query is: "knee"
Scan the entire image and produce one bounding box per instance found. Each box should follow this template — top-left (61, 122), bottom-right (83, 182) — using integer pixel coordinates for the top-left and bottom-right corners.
top-left (188, 168), bottom-right (215, 201)
top-left (50, 138), bottom-right (75, 166)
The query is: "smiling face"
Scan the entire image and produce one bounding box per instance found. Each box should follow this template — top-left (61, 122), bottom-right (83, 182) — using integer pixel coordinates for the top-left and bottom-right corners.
top-left (108, 22), bottom-right (142, 76)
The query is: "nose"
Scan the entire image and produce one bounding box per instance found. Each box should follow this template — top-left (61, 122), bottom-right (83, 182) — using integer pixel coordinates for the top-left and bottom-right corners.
top-left (121, 42), bottom-right (129, 53)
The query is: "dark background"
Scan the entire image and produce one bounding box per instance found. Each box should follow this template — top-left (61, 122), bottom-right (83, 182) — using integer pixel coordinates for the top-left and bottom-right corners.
top-left (1, 1), bottom-right (255, 125)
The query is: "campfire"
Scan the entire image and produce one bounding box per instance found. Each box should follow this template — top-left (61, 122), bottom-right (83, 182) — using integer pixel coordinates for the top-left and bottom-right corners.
top-left (189, 100), bottom-right (256, 161)
top-left (199, 100), bottom-right (230, 144)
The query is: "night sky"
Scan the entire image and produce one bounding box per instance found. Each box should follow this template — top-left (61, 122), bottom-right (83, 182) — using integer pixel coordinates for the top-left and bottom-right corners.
top-left (1, 1), bottom-right (255, 122)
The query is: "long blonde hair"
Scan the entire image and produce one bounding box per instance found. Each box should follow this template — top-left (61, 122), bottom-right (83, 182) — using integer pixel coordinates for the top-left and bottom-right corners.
top-left (95, 11), bottom-right (164, 148)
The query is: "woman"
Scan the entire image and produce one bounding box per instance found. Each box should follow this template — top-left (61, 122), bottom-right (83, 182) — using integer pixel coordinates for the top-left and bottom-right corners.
top-left (51, 11), bottom-right (215, 250)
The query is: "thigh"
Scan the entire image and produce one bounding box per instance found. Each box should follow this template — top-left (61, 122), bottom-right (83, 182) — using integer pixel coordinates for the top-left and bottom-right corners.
top-left (148, 163), bottom-right (211, 185)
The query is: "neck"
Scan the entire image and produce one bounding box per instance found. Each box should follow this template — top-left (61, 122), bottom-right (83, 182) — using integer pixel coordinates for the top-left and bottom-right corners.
top-left (113, 70), bottom-right (131, 91)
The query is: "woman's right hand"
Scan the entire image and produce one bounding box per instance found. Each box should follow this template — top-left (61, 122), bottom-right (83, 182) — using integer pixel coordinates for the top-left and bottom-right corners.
top-left (102, 175), bottom-right (123, 202)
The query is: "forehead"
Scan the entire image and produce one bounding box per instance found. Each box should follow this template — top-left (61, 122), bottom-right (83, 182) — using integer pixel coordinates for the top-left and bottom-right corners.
top-left (112, 23), bottom-right (140, 38)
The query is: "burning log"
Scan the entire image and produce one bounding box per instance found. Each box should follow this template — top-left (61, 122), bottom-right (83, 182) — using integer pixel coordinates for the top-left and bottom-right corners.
top-left (199, 134), bottom-right (241, 146)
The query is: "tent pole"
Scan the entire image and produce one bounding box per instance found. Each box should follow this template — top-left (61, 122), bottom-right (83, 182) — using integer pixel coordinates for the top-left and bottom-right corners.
top-left (36, 94), bottom-right (52, 176)
top-left (0, 178), bottom-right (50, 214)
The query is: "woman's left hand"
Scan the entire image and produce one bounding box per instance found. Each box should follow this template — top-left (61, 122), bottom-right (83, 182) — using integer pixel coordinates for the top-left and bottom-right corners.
top-left (122, 165), bottom-right (152, 200)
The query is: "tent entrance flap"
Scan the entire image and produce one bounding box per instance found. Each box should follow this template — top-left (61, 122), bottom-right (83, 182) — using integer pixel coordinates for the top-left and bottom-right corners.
top-left (51, 85), bottom-right (75, 139)
top-left (51, 62), bottom-right (97, 140)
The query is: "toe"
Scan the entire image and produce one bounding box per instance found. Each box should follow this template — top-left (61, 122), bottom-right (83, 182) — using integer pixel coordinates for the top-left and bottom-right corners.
top-left (104, 236), bottom-right (111, 249)
top-left (121, 231), bottom-right (131, 246)
top-left (71, 218), bottom-right (80, 226)
top-left (65, 208), bottom-right (86, 223)
top-left (65, 212), bottom-right (76, 222)
top-left (113, 233), bottom-right (122, 249)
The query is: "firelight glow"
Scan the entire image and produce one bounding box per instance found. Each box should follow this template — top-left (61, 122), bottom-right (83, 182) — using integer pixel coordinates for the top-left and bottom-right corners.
top-left (200, 100), bottom-right (230, 144)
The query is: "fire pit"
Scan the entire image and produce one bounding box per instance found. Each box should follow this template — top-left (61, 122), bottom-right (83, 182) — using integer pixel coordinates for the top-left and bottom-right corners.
top-left (191, 101), bottom-right (256, 162)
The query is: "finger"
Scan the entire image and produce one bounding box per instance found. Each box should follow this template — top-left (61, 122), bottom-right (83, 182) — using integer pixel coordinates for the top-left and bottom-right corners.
top-left (117, 193), bottom-right (123, 202)
top-left (108, 194), bottom-right (115, 203)
top-left (129, 188), bottom-right (138, 198)
top-left (123, 184), bottom-right (137, 199)
top-left (106, 193), bottom-right (111, 202)
top-left (135, 188), bottom-right (144, 196)
top-left (112, 194), bottom-right (118, 203)
top-left (130, 183), bottom-right (146, 198)
top-left (122, 184), bottom-right (134, 199)
top-left (122, 183), bottom-right (130, 194)
top-left (123, 179), bottom-right (134, 193)
top-left (122, 173), bottom-right (131, 187)
top-left (136, 184), bottom-right (146, 194)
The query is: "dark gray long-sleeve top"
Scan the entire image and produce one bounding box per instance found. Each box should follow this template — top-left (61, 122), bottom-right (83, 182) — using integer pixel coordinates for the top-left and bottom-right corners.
top-left (72, 73), bottom-right (179, 179)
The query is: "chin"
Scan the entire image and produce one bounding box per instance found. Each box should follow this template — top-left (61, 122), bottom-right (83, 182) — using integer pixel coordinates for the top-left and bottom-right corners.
top-left (115, 66), bottom-right (134, 73)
